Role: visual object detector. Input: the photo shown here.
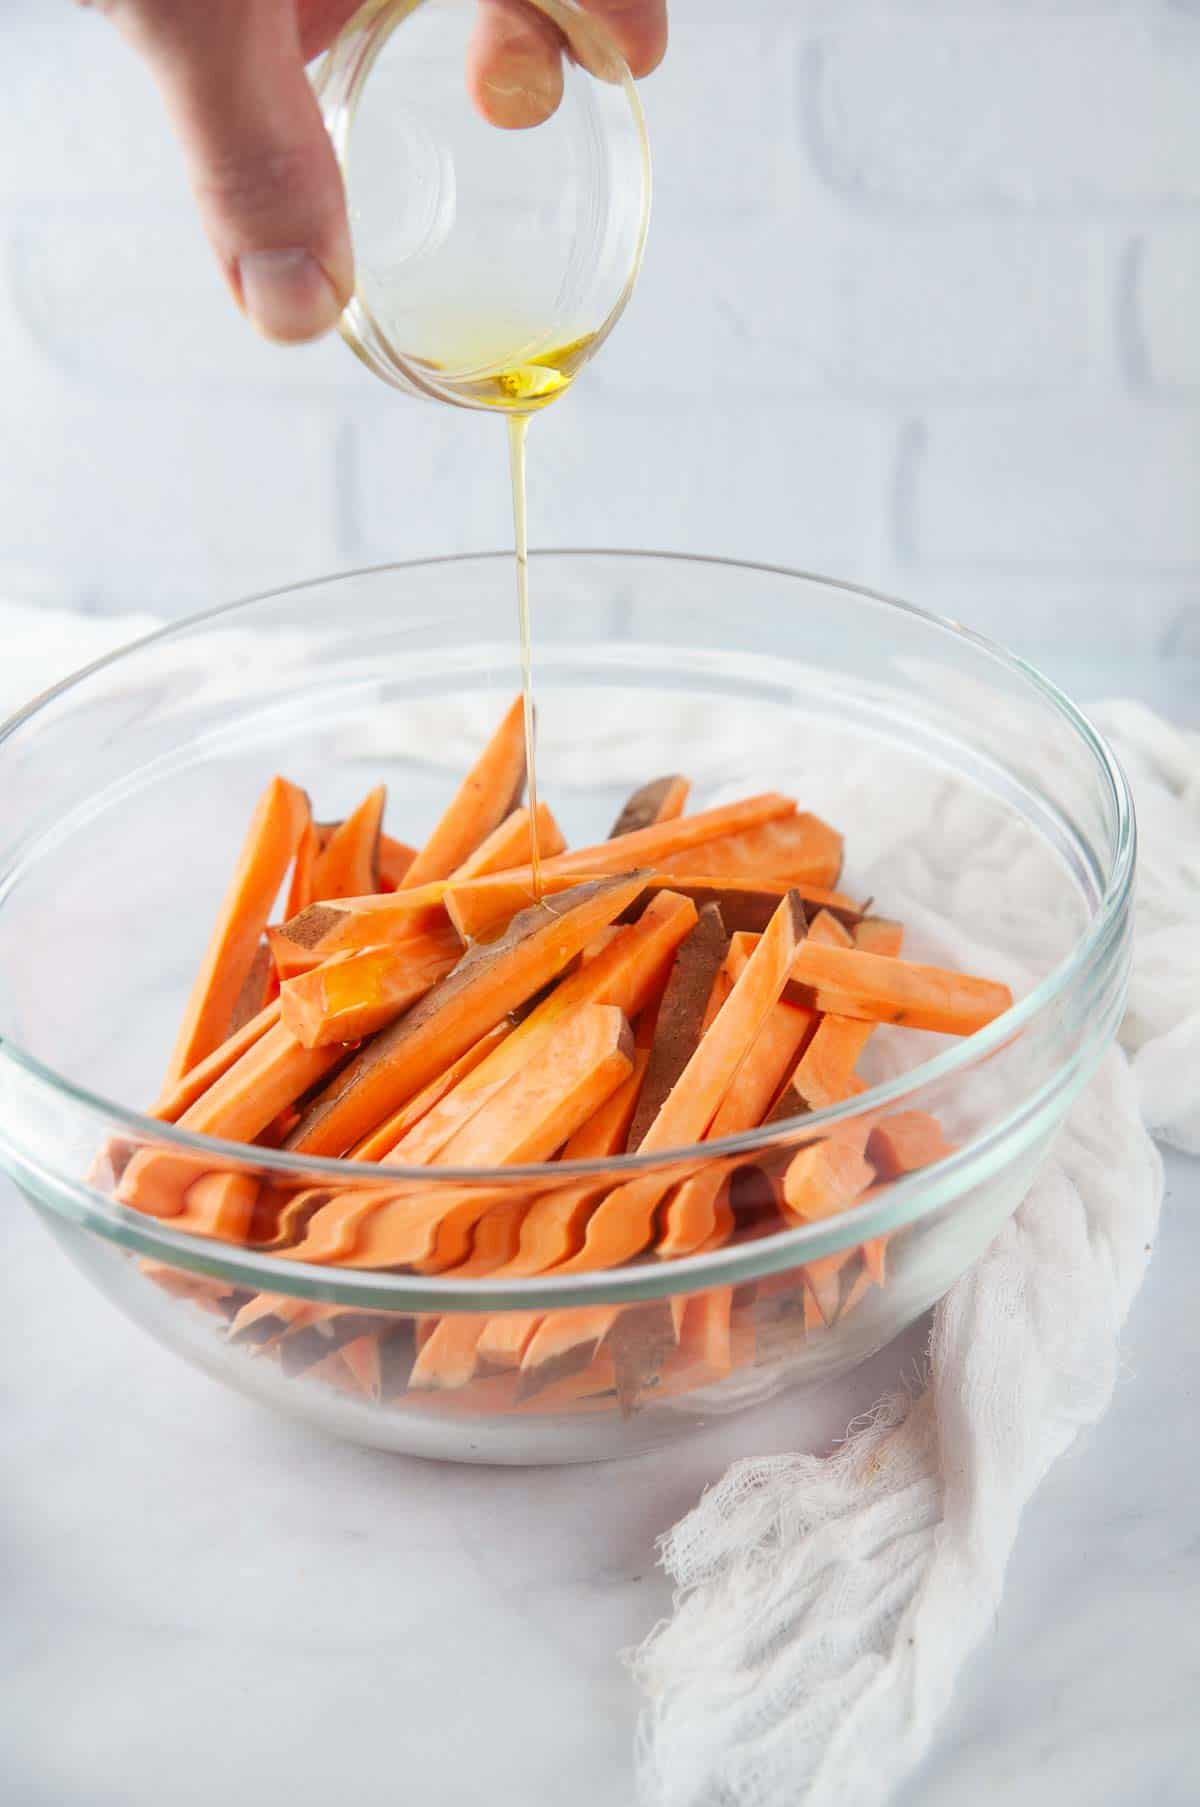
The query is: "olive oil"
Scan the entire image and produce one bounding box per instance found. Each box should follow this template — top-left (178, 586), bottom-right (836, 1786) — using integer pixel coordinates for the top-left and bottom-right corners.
top-left (491, 337), bottom-right (594, 899)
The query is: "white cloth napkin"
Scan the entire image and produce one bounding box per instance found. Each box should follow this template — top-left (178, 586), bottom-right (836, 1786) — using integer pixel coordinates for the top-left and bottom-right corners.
top-left (633, 698), bottom-right (1200, 1807)
top-left (3, 607), bottom-right (1196, 1807)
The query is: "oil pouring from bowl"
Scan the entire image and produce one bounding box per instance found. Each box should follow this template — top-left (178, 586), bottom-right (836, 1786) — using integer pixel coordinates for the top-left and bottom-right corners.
top-left (313, 0), bottom-right (653, 894)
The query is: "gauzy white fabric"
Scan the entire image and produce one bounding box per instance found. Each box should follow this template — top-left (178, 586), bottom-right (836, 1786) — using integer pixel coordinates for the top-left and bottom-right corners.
top-left (633, 700), bottom-right (1200, 1807)
top-left (2, 609), bottom-right (1196, 1807)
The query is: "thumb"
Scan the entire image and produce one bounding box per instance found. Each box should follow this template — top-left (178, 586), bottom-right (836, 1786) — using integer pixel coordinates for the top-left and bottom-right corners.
top-left (111, 0), bottom-right (353, 342)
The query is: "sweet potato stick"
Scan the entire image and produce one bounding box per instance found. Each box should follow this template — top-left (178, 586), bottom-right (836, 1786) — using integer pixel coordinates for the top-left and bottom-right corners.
top-left (173, 1171), bottom-right (259, 1243)
top-left (700, 968), bottom-right (733, 1036)
top-left (560, 1046), bottom-right (651, 1161)
top-left (348, 1024), bottom-right (511, 1161)
top-left (657, 812), bottom-right (843, 888)
top-left (542, 891), bottom-right (809, 1294)
top-left (444, 869), bottom-right (860, 944)
top-left (279, 927), bottom-right (463, 1048)
top-left (448, 803), bottom-right (566, 882)
top-left (150, 998), bottom-right (281, 1124)
top-left (381, 889), bottom-right (697, 1165)
top-left (402, 697), bottom-right (527, 888)
top-left (284, 875), bottom-right (647, 1159)
top-left (853, 918), bottom-right (905, 958)
top-left (284, 817), bottom-right (319, 920)
top-left (803, 1250), bottom-right (856, 1329)
top-left (807, 909), bottom-right (855, 949)
top-left (163, 776), bottom-right (310, 1085)
top-left (783, 1140), bottom-right (875, 1221)
top-left (779, 917), bottom-right (906, 1113)
top-left (407, 1199), bottom-right (530, 1389)
top-left (378, 834), bottom-right (417, 891)
top-left (311, 787), bottom-right (386, 900)
top-left (269, 886), bottom-right (452, 976)
top-left (444, 794), bottom-right (796, 913)
top-left (866, 1111), bottom-right (955, 1179)
top-left (176, 1022), bottom-right (348, 1145)
top-left (658, 985), bottom-right (816, 1258)
top-left (626, 905), bottom-right (729, 1152)
top-left (228, 943), bottom-right (276, 1036)
top-left (291, 1007), bottom-right (635, 1271)
top-left (609, 775), bottom-right (690, 839)
top-left (785, 943), bottom-right (1012, 1035)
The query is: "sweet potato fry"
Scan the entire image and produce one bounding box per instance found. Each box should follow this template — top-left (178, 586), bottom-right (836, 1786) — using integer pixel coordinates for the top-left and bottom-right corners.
top-left (560, 1046), bottom-right (650, 1161)
top-left (626, 904), bottom-right (729, 1152)
top-left (269, 887), bottom-right (452, 977)
top-left (449, 794), bottom-right (796, 906)
top-left (785, 944), bottom-right (1013, 1035)
top-left (657, 812), bottom-right (843, 888)
top-left (279, 926), bottom-right (463, 1048)
top-left (445, 869), bottom-right (860, 943)
top-left (807, 909), bottom-right (855, 949)
top-left (311, 786), bottom-right (386, 901)
top-left (866, 1110), bottom-right (955, 1178)
top-left (378, 834), bottom-right (417, 891)
top-left (228, 943), bottom-right (276, 1036)
top-left (783, 1139), bottom-right (875, 1221)
top-left (180, 1021), bottom-right (348, 1144)
top-left (779, 916), bottom-right (906, 1113)
top-left (164, 776), bottom-right (310, 1085)
top-left (609, 775), bottom-right (690, 838)
top-left (348, 1023), bottom-right (512, 1161)
top-left (174, 1171), bottom-right (259, 1243)
top-left (402, 697), bottom-right (528, 888)
top-left (448, 802), bottom-right (566, 882)
top-left (151, 998), bottom-right (282, 1124)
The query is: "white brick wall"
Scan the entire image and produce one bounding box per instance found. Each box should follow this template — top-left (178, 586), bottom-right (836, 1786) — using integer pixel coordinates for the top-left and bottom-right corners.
top-left (1, 0), bottom-right (1198, 706)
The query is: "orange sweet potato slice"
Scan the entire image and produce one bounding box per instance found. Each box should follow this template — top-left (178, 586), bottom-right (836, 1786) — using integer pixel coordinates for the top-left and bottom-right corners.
top-left (268, 886), bottom-right (452, 977)
top-left (560, 1046), bottom-right (650, 1161)
top-left (378, 834), bottom-right (417, 891)
top-left (310, 786), bottom-right (386, 901)
top-left (348, 1023), bottom-right (511, 1161)
top-left (448, 802), bottom-right (566, 882)
top-left (782, 1139), bottom-right (875, 1221)
top-left (164, 776), bottom-right (310, 1085)
top-left (283, 873), bottom-right (648, 1157)
top-left (279, 926), bottom-right (463, 1048)
top-left (866, 1110), bottom-right (955, 1178)
top-left (626, 904), bottom-right (729, 1152)
top-left (174, 1171), bottom-right (259, 1243)
top-left (785, 944), bottom-right (1013, 1035)
top-left (657, 812), bottom-right (843, 888)
top-left (401, 696), bottom-right (527, 888)
top-left (451, 793), bottom-right (796, 899)
top-left (445, 870), bottom-right (861, 943)
top-left (151, 998), bottom-right (282, 1124)
top-left (609, 775), bottom-right (690, 838)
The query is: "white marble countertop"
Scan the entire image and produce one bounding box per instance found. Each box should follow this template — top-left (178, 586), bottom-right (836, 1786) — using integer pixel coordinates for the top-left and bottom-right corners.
top-left (2, 1147), bottom-right (1197, 1806)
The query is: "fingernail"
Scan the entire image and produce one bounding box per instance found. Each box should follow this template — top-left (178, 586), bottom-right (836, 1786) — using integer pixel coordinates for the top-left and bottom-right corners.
top-left (480, 53), bottom-right (563, 127)
top-left (236, 248), bottom-right (345, 344)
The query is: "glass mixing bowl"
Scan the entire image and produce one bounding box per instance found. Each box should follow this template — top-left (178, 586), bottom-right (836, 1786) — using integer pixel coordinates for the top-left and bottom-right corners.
top-left (0, 554), bottom-right (1133, 1463)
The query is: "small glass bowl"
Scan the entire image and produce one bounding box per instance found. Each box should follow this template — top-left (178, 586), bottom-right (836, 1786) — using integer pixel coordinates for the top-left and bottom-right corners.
top-left (0, 554), bottom-right (1133, 1463)
top-left (314, 0), bottom-right (652, 409)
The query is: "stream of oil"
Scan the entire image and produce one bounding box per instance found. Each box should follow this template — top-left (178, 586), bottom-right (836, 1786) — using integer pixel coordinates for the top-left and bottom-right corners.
top-left (506, 413), bottom-right (541, 901)
top-left (489, 334), bottom-right (595, 903)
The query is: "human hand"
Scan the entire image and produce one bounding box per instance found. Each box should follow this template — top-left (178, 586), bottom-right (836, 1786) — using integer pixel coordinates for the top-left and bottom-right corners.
top-left (92, 0), bottom-right (667, 345)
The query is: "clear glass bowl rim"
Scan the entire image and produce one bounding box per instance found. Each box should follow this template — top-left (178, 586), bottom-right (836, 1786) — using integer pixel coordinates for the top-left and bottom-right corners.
top-left (0, 550), bottom-right (1136, 1307)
